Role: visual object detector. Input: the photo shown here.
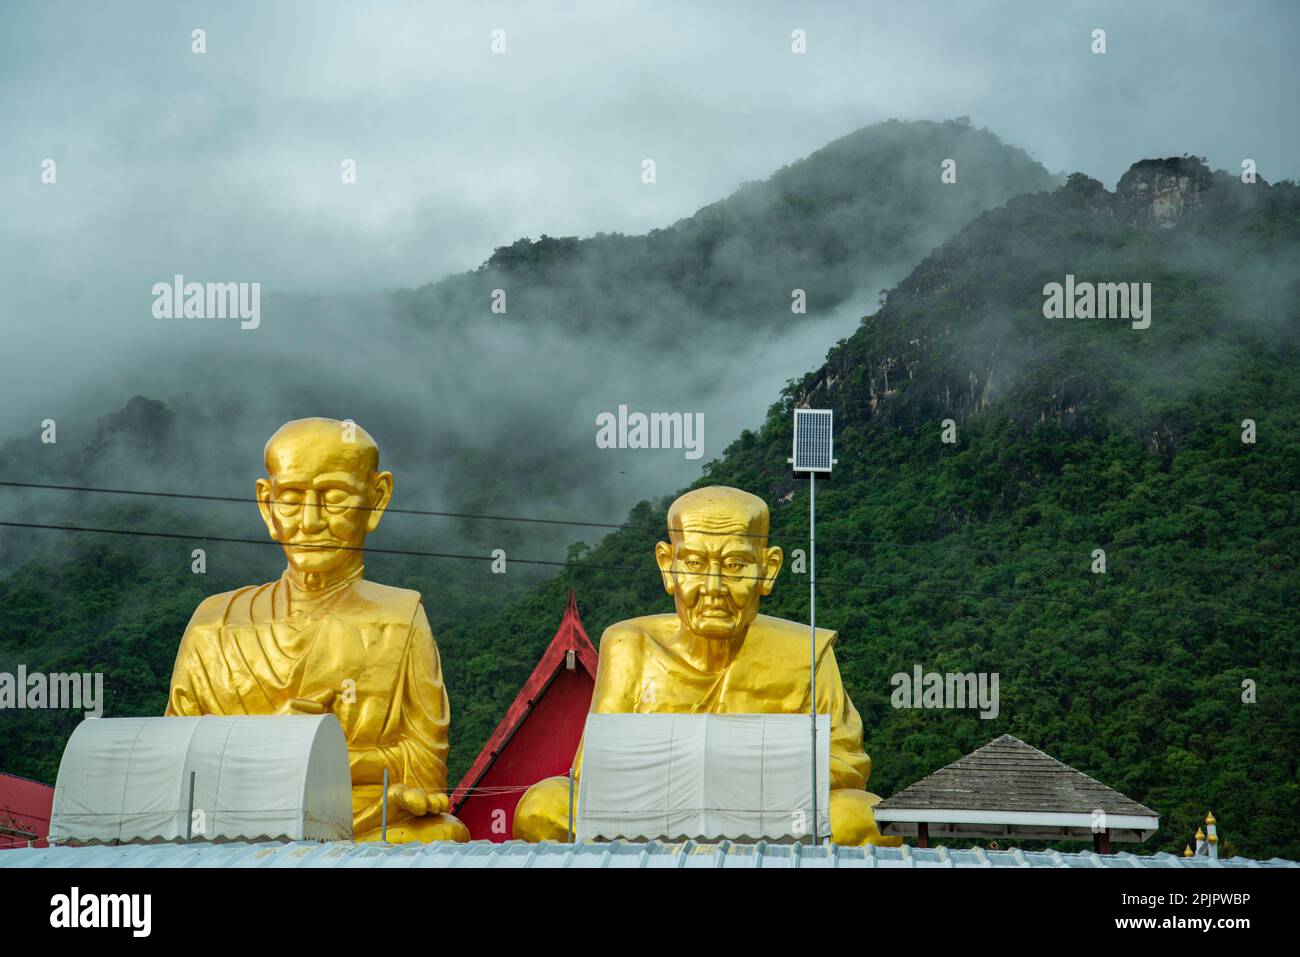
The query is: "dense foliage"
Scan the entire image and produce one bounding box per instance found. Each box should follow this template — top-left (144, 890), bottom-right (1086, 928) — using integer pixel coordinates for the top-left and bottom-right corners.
top-left (433, 163), bottom-right (1300, 858)
top-left (2, 147), bottom-right (1295, 860)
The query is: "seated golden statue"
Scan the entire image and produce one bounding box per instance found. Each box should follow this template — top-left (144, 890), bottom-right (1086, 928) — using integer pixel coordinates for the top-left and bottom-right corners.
top-left (165, 417), bottom-right (469, 843)
top-left (514, 485), bottom-right (900, 846)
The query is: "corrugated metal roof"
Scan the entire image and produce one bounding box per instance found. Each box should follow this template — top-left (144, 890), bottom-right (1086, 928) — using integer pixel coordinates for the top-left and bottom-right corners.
top-left (1, 840), bottom-right (1294, 868)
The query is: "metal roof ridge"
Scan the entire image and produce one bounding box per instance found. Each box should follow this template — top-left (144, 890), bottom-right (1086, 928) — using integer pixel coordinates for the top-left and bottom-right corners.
top-left (716, 838), bottom-right (732, 868)
top-left (594, 840), bottom-right (616, 869)
top-left (677, 838), bottom-right (696, 868)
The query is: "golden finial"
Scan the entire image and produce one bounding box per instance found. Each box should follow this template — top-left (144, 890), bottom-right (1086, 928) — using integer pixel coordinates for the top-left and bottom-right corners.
top-left (1183, 845), bottom-right (1193, 857)
top-left (1195, 827), bottom-right (1204, 840)
top-left (1208, 833), bottom-right (1218, 844)
top-left (1205, 811), bottom-right (1216, 825)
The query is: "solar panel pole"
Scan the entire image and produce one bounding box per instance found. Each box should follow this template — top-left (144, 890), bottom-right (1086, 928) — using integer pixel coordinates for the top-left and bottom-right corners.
top-left (792, 408), bottom-right (832, 847)
top-left (809, 467), bottom-right (818, 847)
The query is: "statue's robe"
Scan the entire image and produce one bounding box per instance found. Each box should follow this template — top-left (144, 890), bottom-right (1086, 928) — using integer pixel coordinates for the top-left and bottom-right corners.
top-left (513, 613), bottom-right (896, 843)
top-left (165, 567), bottom-right (461, 839)
top-left (575, 613), bottom-right (871, 787)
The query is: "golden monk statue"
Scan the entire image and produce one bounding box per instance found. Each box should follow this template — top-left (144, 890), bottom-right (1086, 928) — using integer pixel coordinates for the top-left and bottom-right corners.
top-left (165, 417), bottom-right (469, 843)
top-left (514, 485), bottom-right (899, 845)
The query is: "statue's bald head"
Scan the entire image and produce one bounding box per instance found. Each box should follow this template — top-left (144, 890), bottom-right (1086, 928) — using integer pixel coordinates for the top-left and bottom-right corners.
top-left (257, 418), bottom-right (393, 580)
top-left (264, 417), bottom-right (379, 479)
top-left (666, 486), bottom-right (769, 547)
top-left (657, 486), bottom-right (781, 640)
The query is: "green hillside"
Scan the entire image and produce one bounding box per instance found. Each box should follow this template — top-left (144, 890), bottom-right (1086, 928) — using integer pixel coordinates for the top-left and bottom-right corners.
top-left (0, 119), bottom-right (1057, 624)
top-left (2, 149), bottom-right (1295, 860)
top-left (434, 158), bottom-right (1300, 859)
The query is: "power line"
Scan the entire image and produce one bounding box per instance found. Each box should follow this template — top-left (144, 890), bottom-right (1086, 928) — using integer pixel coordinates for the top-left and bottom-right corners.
top-left (0, 517), bottom-right (1286, 628)
top-left (0, 480), bottom-right (631, 532)
top-left (3, 478), bottom-right (1279, 571)
top-left (0, 520), bottom-right (596, 571)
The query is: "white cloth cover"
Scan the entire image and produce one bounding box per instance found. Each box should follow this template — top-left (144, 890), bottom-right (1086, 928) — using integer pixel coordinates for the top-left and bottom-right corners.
top-left (49, 715), bottom-right (353, 844)
top-left (576, 713), bottom-right (830, 842)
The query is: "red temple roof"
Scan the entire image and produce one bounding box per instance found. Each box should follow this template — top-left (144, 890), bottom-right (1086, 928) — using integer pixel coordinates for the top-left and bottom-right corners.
top-left (451, 589), bottom-right (598, 841)
top-left (0, 771), bottom-right (53, 849)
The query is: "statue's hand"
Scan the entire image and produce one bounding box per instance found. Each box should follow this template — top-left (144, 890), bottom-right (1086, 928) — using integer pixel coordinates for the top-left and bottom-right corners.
top-left (278, 688), bottom-right (336, 715)
top-left (385, 784), bottom-right (449, 818)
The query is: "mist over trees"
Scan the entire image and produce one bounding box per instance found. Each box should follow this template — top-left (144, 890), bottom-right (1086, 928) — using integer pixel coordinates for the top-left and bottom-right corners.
top-left (3, 124), bottom-right (1295, 858)
top-left (413, 158), bottom-right (1300, 858)
top-left (0, 118), bottom-right (1055, 617)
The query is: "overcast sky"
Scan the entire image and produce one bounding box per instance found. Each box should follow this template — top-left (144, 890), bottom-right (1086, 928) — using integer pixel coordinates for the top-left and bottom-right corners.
top-left (1, 0), bottom-right (1297, 435)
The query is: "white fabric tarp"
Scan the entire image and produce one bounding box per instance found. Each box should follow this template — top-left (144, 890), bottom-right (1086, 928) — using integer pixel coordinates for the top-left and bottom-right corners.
top-left (576, 713), bottom-right (830, 842)
top-left (49, 715), bottom-right (353, 844)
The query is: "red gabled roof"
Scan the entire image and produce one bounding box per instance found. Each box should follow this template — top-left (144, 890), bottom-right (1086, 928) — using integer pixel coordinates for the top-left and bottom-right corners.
top-left (0, 770), bottom-right (54, 849)
top-left (451, 589), bottom-right (598, 814)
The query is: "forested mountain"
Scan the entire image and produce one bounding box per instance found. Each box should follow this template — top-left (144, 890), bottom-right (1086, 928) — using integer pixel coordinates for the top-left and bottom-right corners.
top-left (431, 157), bottom-right (1300, 858)
top-left (0, 119), bottom-right (1055, 582)
top-left (3, 135), bottom-right (1295, 859)
top-left (394, 117), bottom-right (1057, 335)
top-left (0, 122), bottom-right (1055, 774)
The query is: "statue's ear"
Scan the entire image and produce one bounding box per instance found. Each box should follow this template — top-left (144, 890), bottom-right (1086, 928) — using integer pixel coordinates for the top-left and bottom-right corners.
top-left (760, 546), bottom-right (783, 595)
top-left (654, 540), bottom-right (676, 595)
top-left (366, 470), bottom-right (394, 532)
top-left (255, 478), bottom-right (277, 539)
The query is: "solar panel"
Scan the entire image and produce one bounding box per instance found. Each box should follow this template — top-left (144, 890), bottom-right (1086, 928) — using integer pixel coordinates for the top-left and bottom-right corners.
top-left (792, 409), bottom-right (833, 472)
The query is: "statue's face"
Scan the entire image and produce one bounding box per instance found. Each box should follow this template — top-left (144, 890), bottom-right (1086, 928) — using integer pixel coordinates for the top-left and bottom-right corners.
top-left (655, 507), bottom-right (782, 642)
top-left (256, 428), bottom-right (392, 578)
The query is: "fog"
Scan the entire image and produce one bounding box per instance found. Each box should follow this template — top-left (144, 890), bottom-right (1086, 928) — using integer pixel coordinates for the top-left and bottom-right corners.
top-left (1, 0), bottom-right (1297, 550)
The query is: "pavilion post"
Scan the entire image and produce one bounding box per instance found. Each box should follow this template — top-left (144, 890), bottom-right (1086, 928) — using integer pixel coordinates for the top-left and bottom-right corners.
top-left (185, 770), bottom-right (195, 843)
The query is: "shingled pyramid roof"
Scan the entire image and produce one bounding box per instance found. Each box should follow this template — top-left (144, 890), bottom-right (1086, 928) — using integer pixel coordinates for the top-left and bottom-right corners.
top-left (874, 734), bottom-right (1158, 843)
top-left (881, 734), bottom-right (1155, 815)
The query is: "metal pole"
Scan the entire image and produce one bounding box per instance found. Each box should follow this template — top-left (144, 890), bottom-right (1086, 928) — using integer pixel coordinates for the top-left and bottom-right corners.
top-left (185, 770), bottom-right (195, 843)
top-left (381, 767), bottom-right (389, 843)
top-left (809, 471), bottom-right (819, 846)
top-left (568, 767), bottom-right (575, 844)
